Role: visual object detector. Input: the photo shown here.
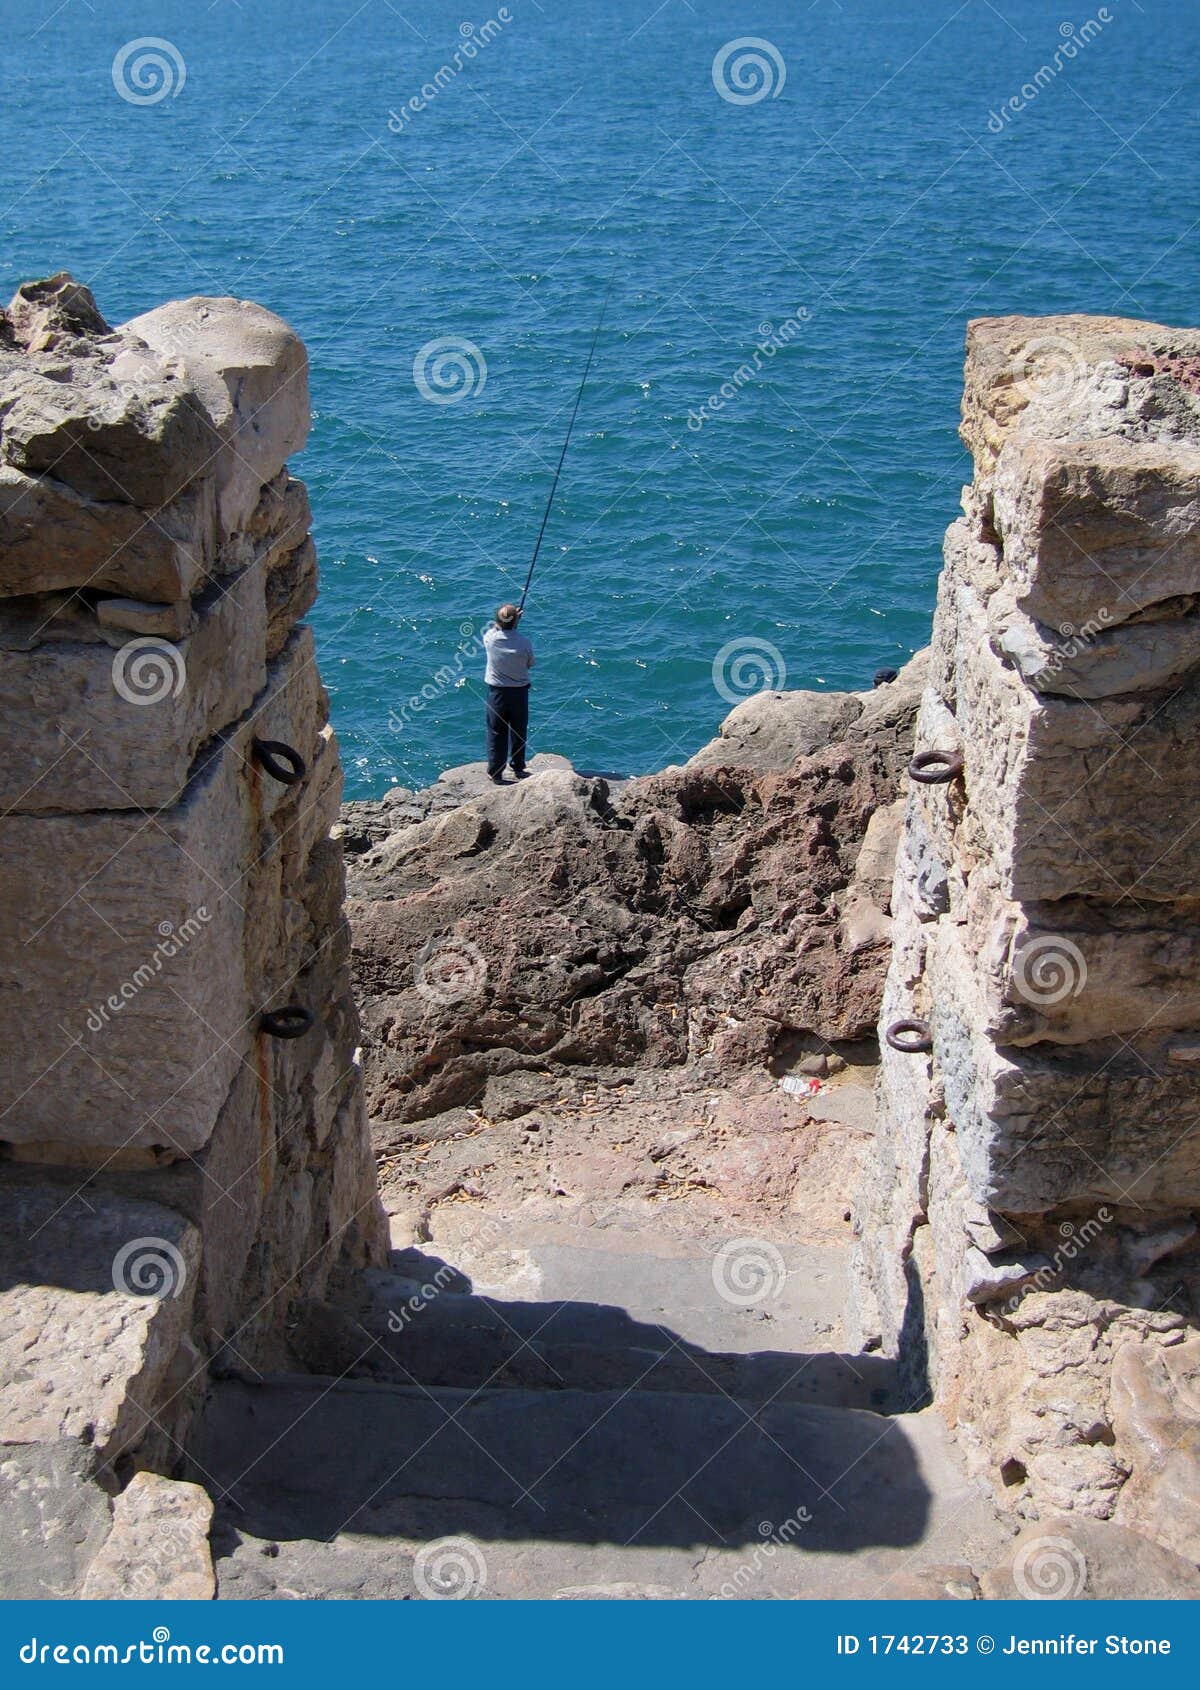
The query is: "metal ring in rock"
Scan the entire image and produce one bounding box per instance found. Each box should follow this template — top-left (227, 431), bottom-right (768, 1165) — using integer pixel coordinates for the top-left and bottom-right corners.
top-left (252, 737), bottom-right (308, 786)
top-left (908, 748), bottom-right (963, 785)
top-left (885, 1017), bottom-right (933, 1054)
top-left (259, 1006), bottom-right (314, 1040)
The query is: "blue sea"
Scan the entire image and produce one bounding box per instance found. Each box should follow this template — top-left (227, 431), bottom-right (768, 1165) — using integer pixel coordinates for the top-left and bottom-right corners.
top-left (2, 0), bottom-right (1197, 797)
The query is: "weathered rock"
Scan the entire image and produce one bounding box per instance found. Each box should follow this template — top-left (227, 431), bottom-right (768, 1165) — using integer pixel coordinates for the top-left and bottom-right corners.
top-left (0, 1441), bottom-right (113, 1599)
top-left (961, 1247), bottom-right (1052, 1307)
top-left (993, 435), bottom-right (1200, 631)
top-left (0, 278), bottom-right (387, 1408)
top-left (0, 559), bottom-right (267, 813)
top-left (0, 339), bottom-right (216, 506)
top-left (0, 1179), bottom-right (199, 1465)
top-left (96, 596), bottom-right (195, 640)
top-left (80, 1472), bottom-right (215, 1601)
top-left (6, 273), bottom-right (110, 349)
top-left (981, 1516), bottom-right (1200, 1600)
top-left (125, 297), bottom-right (309, 539)
top-left (0, 465), bottom-right (213, 601)
top-left (1111, 1335), bottom-right (1200, 1564)
top-left (959, 312), bottom-right (1200, 484)
top-left (931, 874), bottom-right (1200, 1048)
top-left (686, 686), bottom-right (863, 770)
top-left (861, 312), bottom-right (1200, 1536)
top-left (951, 573), bottom-right (1200, 902)
top-left (345, 656), bottom-right (928, 1127)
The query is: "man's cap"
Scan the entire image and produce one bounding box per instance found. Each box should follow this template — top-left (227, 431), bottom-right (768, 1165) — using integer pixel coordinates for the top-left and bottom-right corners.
top-left (497, 603), bottom-right (520, 627)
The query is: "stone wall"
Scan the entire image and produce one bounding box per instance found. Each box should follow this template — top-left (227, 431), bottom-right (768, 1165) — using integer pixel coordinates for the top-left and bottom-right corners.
top-left (853, 314), bottom-right (1200, 1557)
top-left (0, 276), bottom-right (386, 1595)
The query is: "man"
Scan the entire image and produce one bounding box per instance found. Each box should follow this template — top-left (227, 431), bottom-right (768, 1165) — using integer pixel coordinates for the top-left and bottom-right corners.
top-left (483, 603), bottom-right (534, 782)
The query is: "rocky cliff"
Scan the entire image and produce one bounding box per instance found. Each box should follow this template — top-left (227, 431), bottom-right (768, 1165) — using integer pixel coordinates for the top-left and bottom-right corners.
top-left (854, 314), bottom-right (1200, 1554)
top-left (340, 661), bottom-right (924, 1150)
top-left (0, 276), bottom-right (386, 1598)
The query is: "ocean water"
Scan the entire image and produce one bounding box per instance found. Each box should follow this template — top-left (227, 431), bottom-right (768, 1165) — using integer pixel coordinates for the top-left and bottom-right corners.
top-left (2, 0), bottom-right (1197, 797)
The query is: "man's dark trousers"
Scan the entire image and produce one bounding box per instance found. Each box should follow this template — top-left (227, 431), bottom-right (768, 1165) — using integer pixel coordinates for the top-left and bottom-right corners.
top-left (486, 683), bottom-right (529, 776)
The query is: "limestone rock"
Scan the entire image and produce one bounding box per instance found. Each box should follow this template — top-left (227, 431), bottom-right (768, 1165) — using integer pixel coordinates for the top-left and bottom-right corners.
top-left (687, 687), bottom-right (863, 770)
top-left (0, 559), bottom-right (267, 813)
top-left (937, 999), bottom-right (1200, 1211)
top-left (0, 276), bottom-right (385, 1408)
top-left (345, 665), bottom-right (927, 1126)
top-left (0, 340), bottom-right (216, 506)
top-left (1111, 1335), bottom-right (1200, 1564)
top-left (124, 296), bottom-right (309, 538)
top-left (854, 797), bottom-right (905, 905)
top-left (0, 735), bottom-right (248, 1154)
top-left (0, 1179), bottom-right (199, 1464)
top-left (864, 311), bottom-right (1200, 1535)
top-left (96, 597), bottom-right (195, 640)
top-left (952, 574), bottom-right (1200, 901)
top-left (6, 274), bottom-right (110, 349)
top-left (0, 1441), bottom-right (113, 1599)
top-left (80, 1472), bottom-right (214, 1601)
top-left (959, 312), bottom-right (1200, 483)
top-left (961, 1246), bottom-right (1051, 1307)
top-left (993, 435), bottom-right (1200, 630)
top-left (0, 465), bottom-right (213, 601)
top-left (981, 1516), bottom-right (1200, 1600)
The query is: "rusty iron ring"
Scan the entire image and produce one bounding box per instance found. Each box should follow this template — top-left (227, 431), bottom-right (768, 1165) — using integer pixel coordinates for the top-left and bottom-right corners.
top-left (252, 738), bottom-right (307, 787)
top-left (885, 1018), bottom-right (933, 1055)
top-left (259, 1005), bottom-right (313, 1040)
top-left (908, 748), bottom-right (963, 785)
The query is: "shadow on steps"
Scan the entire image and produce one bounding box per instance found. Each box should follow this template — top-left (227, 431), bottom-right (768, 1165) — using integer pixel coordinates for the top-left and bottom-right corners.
top-left (292, 1247), bottom-right (900, 1414)
top-left (189, 1373), bottom-right (929, 1556)
top-left (187, 1250), bottom-right (929, 1558)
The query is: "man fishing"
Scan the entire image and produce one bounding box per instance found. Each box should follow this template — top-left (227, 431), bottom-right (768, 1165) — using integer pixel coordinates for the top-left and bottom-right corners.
top-left (483, 603), bottom-right (533, 782)
top-left (483, 272), bottom-right (612, 785)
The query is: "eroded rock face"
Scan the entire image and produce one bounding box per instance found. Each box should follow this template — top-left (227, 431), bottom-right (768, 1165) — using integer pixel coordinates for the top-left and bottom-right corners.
top-left (0, 277), bottom-right (386, 1597)
top-left (80, 1473), bottom-right (215, 1602)
top-left (342, 655), bottom-right (927, 1129)
top-left (855, 310), bottom-right (1200, 1544)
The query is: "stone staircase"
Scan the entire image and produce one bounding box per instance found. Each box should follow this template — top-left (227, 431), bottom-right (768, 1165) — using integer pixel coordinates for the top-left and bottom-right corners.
top-left (188, 1198), bottom-right (1013, 1600)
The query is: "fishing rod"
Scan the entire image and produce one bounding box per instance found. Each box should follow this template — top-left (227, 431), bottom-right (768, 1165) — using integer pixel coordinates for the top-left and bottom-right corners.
top-left (517, 275), bottom-right (615, 614)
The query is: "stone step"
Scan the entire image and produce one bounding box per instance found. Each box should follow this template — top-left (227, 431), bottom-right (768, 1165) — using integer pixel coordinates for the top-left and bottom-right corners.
top-left (190, 1375), bottom-right (1010, 1601)
top-left (300, 1277), bottom-right (897, 1411)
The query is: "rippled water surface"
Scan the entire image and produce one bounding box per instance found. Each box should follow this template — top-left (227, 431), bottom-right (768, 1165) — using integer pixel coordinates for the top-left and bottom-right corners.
top-left (2, 0), bottom-right (1196, 794)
